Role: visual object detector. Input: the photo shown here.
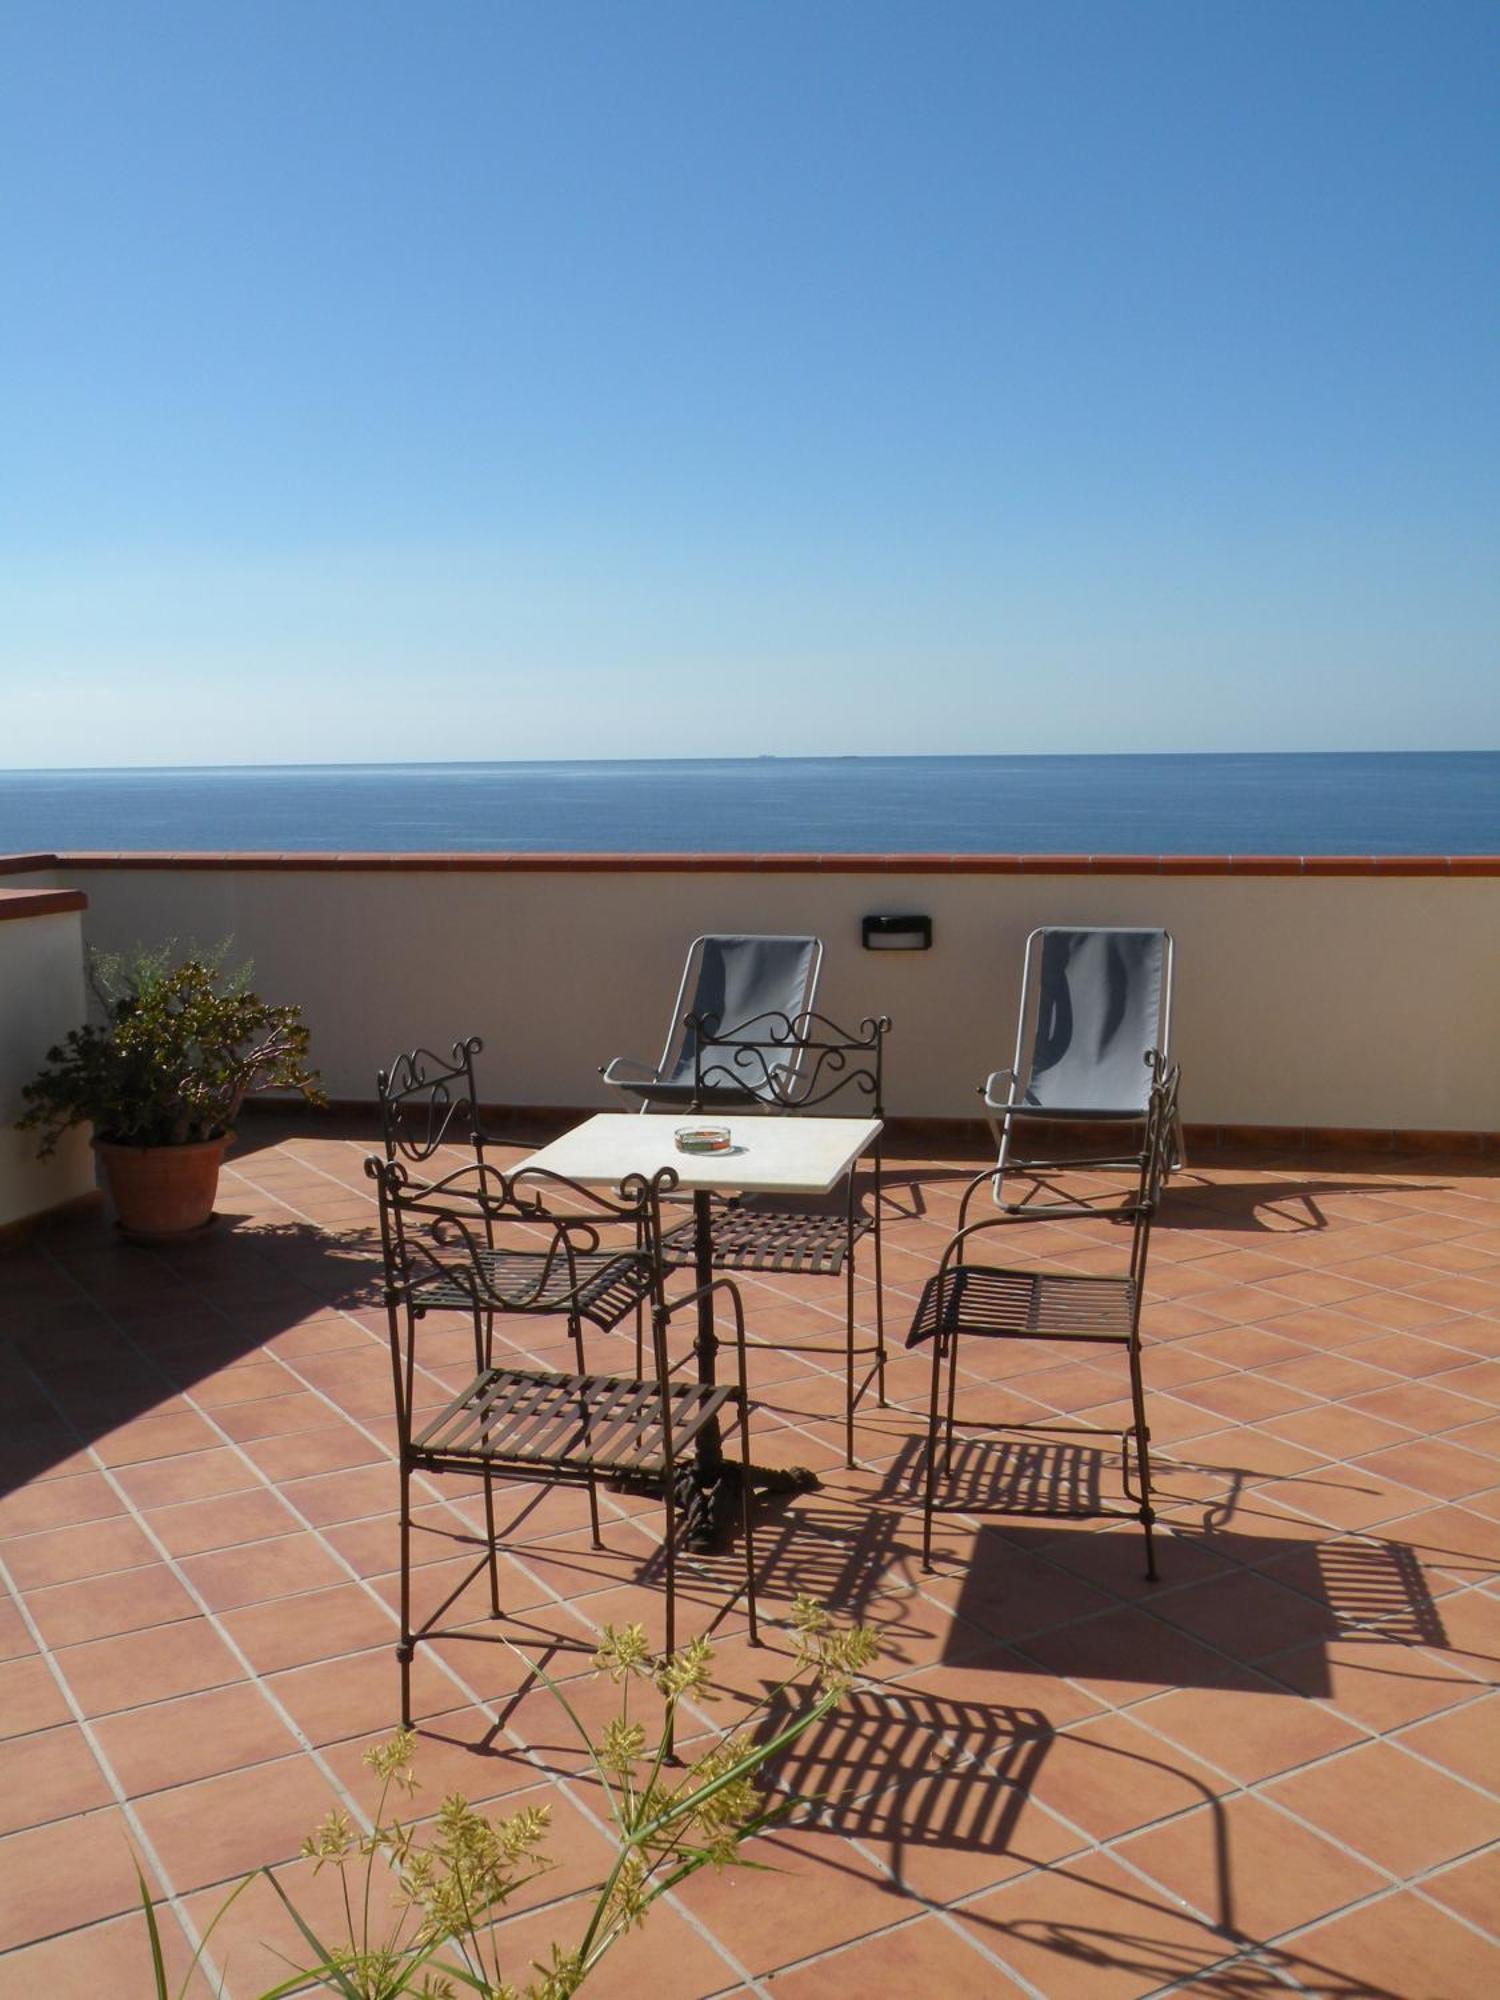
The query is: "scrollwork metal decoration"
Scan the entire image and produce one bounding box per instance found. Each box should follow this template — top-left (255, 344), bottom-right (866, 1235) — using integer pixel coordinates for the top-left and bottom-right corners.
top-left (688, 1010), bottom-right (889, 1116)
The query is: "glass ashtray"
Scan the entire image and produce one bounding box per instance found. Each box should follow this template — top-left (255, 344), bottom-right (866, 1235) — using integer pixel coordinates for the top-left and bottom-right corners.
top-left (674, 1124), bottom-right (733, 1155)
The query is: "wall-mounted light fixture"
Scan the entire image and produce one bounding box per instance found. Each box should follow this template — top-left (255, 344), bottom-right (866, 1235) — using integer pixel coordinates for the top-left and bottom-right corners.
top-left (862, 913), bottom-right (933, 951)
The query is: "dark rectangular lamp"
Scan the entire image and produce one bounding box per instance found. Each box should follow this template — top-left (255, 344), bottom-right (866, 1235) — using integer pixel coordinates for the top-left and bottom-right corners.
top-left (862, 913), bottom-right (932, 951)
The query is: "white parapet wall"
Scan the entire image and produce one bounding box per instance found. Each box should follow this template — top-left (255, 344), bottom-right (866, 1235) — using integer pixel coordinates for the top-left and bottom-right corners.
top-left (28, 854), bottom-right (1499, 1139)
top-left (0, 888), bottom-right (96, 1230)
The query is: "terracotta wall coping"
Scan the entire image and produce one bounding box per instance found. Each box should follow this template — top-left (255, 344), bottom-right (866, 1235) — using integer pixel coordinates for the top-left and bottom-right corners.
top-left (5, 850), bottom-right (1499, 877)
top-left (0, 886), bottom-right (87, 923)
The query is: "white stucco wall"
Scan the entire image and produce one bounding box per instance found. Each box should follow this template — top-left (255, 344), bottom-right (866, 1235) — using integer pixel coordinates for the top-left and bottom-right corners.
top-left (0, 901), bottom-right (95, 1228)
top-left (52, 863), bottom-right (1500, 1133)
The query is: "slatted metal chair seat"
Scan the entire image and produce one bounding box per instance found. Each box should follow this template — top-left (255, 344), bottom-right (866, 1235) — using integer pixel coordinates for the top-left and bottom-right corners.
top-left (907, 1266), bottom-right (1138, 1348)
top-left (412, 1247), bottom-right (651, 1330)
top-left (660, 1200), bottom-right (874, 1278)
top-left (412, 1365), bottom-right (738, 1478)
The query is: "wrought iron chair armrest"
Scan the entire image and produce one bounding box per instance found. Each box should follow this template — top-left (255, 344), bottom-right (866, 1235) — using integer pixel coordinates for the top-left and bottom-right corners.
top-left (658, 1275), bottom-right (747, 1331)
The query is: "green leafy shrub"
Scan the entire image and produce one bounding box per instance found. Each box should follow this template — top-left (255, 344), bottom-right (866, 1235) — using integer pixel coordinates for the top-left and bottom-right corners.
top-left (20, 943), bottom-right (325, 1153)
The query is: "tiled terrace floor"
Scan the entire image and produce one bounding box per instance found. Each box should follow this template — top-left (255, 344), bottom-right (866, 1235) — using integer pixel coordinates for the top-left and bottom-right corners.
top-left (3, 1122), bottom-right (1500, 1998)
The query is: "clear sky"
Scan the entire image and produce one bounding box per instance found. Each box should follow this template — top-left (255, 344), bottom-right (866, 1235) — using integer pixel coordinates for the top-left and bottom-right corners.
top-left (2, 0), bottom-right (1496, 766)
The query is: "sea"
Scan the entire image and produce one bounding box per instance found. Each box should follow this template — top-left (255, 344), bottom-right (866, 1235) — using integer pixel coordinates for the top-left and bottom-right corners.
top-left (0, 753), bottom-right (1496, 856)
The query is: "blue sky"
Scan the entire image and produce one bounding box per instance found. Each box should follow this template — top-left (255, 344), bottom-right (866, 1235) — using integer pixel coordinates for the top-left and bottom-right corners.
top-left (2, 0), bottom-right (1496, 765)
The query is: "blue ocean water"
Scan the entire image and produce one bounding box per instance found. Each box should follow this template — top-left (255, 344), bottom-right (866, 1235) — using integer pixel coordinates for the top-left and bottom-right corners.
top-left (0, 754), bottom-right (1496, 855)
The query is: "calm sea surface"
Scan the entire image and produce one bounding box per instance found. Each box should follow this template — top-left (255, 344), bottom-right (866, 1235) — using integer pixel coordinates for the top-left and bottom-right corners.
top-left (1, 755), bottom-right (1496, 855)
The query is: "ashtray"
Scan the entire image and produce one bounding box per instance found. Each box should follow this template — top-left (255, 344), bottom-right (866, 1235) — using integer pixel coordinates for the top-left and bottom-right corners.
top-left (674, 1124), bottom-right (733, 1155)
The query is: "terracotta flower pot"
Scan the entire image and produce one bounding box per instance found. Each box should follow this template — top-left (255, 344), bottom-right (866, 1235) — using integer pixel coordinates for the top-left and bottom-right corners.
top-left (94, 1133), bottom-right (232, 1242)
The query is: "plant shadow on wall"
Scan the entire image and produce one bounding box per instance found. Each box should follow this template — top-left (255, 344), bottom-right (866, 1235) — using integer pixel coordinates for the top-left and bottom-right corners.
top-left (19, 941), bottom-right (325, 1242)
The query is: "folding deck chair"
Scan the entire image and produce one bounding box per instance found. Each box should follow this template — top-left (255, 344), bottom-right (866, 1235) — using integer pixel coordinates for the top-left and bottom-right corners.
top-left (983, 927), bottom-right (1181, 1208)
top-left (600, 934), bottom-right (824, 1111)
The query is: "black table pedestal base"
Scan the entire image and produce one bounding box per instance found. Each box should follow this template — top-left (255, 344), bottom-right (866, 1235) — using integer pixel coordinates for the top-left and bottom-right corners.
top-left (674, 1460), bottom-right (821, 1552)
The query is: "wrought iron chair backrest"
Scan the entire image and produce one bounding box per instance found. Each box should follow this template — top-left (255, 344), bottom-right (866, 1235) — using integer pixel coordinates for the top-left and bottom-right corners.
top-left (688, 1010), bottom-right (890, 1117)
top-left (376, 1037), bottom-right (488, 1166)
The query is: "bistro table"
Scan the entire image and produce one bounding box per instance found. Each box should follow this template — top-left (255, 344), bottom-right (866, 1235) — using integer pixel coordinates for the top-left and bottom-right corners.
top-left (518, 1111), bottom-right (883, 1545)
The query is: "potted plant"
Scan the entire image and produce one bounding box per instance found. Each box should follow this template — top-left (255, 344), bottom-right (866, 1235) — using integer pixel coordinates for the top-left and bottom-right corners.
top-left (20, 944), bottom-right (325, 1241)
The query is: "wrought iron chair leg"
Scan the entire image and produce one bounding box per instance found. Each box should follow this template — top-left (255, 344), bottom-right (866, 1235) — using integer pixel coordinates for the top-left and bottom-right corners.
top-left (482, 1467), bottom-right (502, 1617)
top-left (874, 1218), bottom-right (887, 1409)
top-left (586, 1470), bottom-right (603, 1550)
top-left (738, 1395), bottom-right (759, 1645)
top-left (943, 1329), bottom-right (961, 1478)
top-left (1127, 1342), bottom-right (1158, 1581)
top-left (844, 1248), bottom-right (857, 1469)
top-left (662, 1471), bottom-right (678, 1759)
top-left (921, 1334), bottom-right (945, 1572)
top-left (397, 1463), bottom-right (414, 1726)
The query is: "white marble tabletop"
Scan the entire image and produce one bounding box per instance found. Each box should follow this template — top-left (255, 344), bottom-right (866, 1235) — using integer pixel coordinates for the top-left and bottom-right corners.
top-left (517, 1112), bottom-right (881, 1197)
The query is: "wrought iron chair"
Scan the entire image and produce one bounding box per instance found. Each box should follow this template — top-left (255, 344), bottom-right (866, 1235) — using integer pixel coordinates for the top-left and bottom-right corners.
top-left (908, 1056), bottom-right (1180, 1577)
top-left (368, 1154), bottom-right (758, 1727)
top-left (982, 927), bottom-right (1182, 1208)
top-left (653, 1010), bottom-right (890, 1469)
top-left (600, 934), bottom-right (824, 1111)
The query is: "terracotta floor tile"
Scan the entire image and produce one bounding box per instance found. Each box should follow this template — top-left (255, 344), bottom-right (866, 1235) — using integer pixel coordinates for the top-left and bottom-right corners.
top-left (1354, 1436), bottom-right (1500, 1502)
top-left (94, 1408), bottom-right (225, 1466)
top-left (1419, 1846), bottom-right (1500, 1935)
top-left (93, 1681), bottom-right (298, 1796)
top-left (1261, 1632), bottom-right (1480, 1728)
top-left (131, 1753), bottom-right (347, 1893)
top-left (220, 1578), bottom-right (396, 1673)
top-left (955, 1850), bottom-right (1229, 1998)
top-left (0, 1513), bottom-right (158, 1589)
top-left (1020, 1710), bottom-right (1230, 1843)
top-left (1289, 1888), bottom-right (1500, 1996)
top-left (178, 1531), bottom-right (348, 1611)
top-left (0, 1653), bottom-right (71, 1738)
top-left (1266, 1737), bottom-right (1500, 1874)
top-left (474, 1888), bottom-right (746, 2000)
top-left (1132, 1680), bottom-right (1362, 1783)
top-left (0, 1805), bottom-right (142, 1951)
top-left (0, 1722), bottom-right (113, 1835)
top-left (674, 1821), bottom-right (909, 1975)
top-left (1119, 1791), bottom-right (1385, 1938)
top-left (12, 1132), bottom-right (1500, 1994)
top-left (112, 1448), bottom-right (261, 1508)
top-left (0, 1906), bottom-right (205, 1999)
top-left (0, 1470), bottom-right (125, 1539)
top-left (145, 1486), bottom-right (301, 1557)
top-left (769, 1913), bottom-right (1028, 1995)
top-left (56, 1617), bottom-right (246, 1717)
top-left (1015, 1604), bottom-right (1250, 1705)
top-left (23, 1563), bottom-right (198, 1649)
top-left (1151, 1565), bottom-right (1342, 1661)
top-left (1396, 1692), bottom-right (1500, 1794)
top-left (1347, 1378), bottom-right (1498, 1435)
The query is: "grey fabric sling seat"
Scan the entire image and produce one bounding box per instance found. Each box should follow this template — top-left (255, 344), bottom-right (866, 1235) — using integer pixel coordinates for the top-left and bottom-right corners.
top-left (909, 1059), bottom-right (1180, 1578)
top-left (983, 927), bottom-right (1181, 1208)
top-left (600, 934), bottom-right (824, 1112)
